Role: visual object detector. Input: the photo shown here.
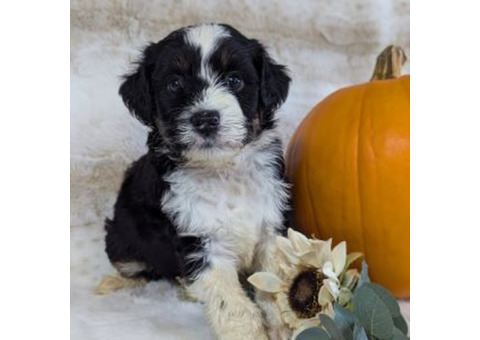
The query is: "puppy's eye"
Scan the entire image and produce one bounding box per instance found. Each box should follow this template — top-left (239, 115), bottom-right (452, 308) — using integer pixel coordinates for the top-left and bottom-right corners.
top-left (168, 78), bottom-right (183, 92)
top-left (225, 74), bottom-right (244, 92)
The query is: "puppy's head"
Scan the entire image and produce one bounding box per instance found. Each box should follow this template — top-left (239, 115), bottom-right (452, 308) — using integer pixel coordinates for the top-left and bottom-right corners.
top-left (120, 23), bottom-right (290, 160)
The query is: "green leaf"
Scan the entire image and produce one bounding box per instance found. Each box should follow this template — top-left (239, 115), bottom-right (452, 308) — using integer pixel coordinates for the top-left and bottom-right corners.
top-left (354, 281), bottom-right (409, 336)
top-left (353, 322), bottom-right (368, 340)
top-left (319, 314), bottom-right (345, 340)
top-left (353, 283), bottom-right (394, 339)
top-left (388, 326), bottom-right (410, 340)
top-left (367, 283), bottom-right (401, 318)
top-left (296, 327), bottom-right (331, 340)
top-left (333, 304), bottom-right (355, 340)
top-left (357, 261), bottom-right (371, 287)
top-left (345, 252), bottom-right (363, 270)
top-left (338, 287), bottom-right (353, 307)
top-left (393, 315), bottom-right (409, 335)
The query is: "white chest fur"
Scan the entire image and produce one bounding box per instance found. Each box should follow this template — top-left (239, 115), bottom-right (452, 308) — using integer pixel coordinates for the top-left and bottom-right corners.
top-left (161, 138), bottom-right (289, 270)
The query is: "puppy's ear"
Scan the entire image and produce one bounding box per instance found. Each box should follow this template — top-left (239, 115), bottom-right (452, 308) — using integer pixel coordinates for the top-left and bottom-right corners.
top-left (254, 43), bottom-right (291, 128)
top-left (119, 44), bottom-right (156, 127)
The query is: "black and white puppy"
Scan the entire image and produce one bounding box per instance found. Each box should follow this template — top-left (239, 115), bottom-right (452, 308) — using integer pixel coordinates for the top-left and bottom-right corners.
top-left (101, 23), bottom-right (291, 339)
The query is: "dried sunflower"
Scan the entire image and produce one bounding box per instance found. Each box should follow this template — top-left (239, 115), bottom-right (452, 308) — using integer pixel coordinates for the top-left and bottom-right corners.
top-left (248, 229), bottom-right (361, 333)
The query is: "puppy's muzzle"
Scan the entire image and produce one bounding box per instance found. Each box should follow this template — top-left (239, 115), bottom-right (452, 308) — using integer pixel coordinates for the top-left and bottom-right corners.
top-left (191, 110), bottom-right (220, 137)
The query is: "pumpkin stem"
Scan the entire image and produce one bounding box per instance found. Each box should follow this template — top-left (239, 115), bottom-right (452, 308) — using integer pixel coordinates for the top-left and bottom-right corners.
top-left (370, 45), bottom-right (407, 81)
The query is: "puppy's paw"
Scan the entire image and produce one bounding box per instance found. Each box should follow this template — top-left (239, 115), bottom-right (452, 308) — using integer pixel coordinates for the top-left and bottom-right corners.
top-left (212, 302), bottom-right (268, 340)
top-left (220, 325), bottom-right (268, 340)
top-left (267, 325), bottom-right (292, 340)
top-left (94, 275), bottom-right (145, 295)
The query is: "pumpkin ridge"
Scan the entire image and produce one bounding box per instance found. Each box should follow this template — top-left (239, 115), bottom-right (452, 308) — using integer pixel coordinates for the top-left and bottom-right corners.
top-left (303, 106), bottom-right (323, 238)
top-left (355, 84), bottom-right (370, 263)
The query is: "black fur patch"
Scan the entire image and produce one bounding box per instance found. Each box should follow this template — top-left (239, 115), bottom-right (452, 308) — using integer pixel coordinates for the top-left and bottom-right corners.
top-left (104, 153), bottom-right (209, 281)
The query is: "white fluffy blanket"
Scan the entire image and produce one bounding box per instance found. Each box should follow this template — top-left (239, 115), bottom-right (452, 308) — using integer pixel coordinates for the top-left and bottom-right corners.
top-left (70, 1), bottom-right (410, 339)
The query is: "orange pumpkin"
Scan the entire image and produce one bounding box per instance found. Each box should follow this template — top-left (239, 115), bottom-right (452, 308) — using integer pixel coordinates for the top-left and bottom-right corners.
top-left (286, 46), bottom-right (410, 298)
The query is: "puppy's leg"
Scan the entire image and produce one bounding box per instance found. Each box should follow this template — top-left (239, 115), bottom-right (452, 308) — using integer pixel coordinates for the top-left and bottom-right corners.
top-left (187, 262), bottom-right (268, 340)
top-left (94, 261), bottom-right (147, 295)
top-left (254, 236), bottom-right (292, 340)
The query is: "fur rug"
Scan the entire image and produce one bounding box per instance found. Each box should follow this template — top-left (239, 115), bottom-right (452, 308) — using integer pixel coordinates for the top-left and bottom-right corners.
top-left (70, 1), bottom-right (410, 339)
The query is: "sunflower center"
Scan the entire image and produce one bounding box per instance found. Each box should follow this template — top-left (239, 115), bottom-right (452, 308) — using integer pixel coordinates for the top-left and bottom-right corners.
top-left (288, 268), bottom-right (325, 318)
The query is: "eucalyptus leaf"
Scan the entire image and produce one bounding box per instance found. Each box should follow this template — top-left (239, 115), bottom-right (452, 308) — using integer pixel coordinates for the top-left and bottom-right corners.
top-left (357, 261), bottom-right (371, 287)
top-left (334, 303), bottom-right (355, 324)
top-left (319, 314), bottom-right (345, 340)
top-left (296, 327), bottom-right (332, 340)
top-left (388, 326), bottom-right (410, 340)
top-left (367, 283), bottom-right (401, 317)
top-left (353, 321), bottom-right (368, 340)
top-left (333, 304), bottom-right (355, 340)
top-left (353, 283), bottom-right (394, 339)
top-left (393, 315), bottom-right (409, 335)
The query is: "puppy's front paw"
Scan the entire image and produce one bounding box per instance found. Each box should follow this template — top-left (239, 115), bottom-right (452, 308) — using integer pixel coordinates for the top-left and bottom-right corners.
top-left (220, 322), bottom-right (268, 340)
top-left (267, 325), bottom-right (292, 340)
top-left (212, 302), bottom-right (268, 340)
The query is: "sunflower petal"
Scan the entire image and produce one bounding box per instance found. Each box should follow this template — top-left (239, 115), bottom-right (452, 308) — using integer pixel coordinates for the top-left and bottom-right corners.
top-left (287, 228), bottom-right (312, 254)
top-left (321, 302), bottom-right (335, 318)
top-left (299, 317), bottom-right (322, 329)
top-left (318, 285), bottom-right (334, 306)
top-left (322, 261), bottom-right (338, 281)
top-left (323, 279), bottom-right (340, 298)
top-left (341, 269), bottom-right (360, 290)
top-left (247, 272), bottom-right (286, 293)
top-left (332, 241), bottom-right (347, 275)
top-left (276, 237), bottom-right (300, 265)
top-left (345, 252), bottom-right (363, 270)
top-left (300, 250), bottom-right (321, 268)
top-left (313, 239), bottom-right (333, 265)
top-left (276, 235), bottom-right (293, 251)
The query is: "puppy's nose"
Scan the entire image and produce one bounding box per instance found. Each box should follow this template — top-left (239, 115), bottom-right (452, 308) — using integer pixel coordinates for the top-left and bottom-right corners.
top-left (191, 110), bottom-right (220, 136)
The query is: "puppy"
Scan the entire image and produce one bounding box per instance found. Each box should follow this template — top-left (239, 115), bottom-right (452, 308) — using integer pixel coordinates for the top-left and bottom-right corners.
top-left (101, 23), bottom-right (291, 340)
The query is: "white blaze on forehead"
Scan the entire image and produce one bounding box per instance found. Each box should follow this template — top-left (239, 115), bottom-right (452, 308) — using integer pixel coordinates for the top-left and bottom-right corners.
top-left (180, 24), bottom-right (247, 157)
top-left (184, 24), bottom-right (230, 81)
top-left (185, 24), bottom-right (230, 60)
